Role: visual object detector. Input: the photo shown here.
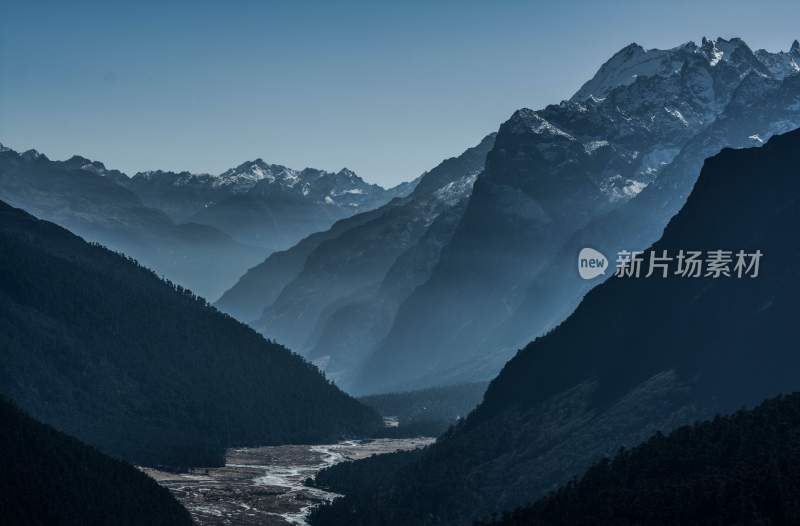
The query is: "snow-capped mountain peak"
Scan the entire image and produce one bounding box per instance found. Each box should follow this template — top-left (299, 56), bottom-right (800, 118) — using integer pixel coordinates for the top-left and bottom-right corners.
top-left (572, 37), bottom-right (782, 103)
top-left (127, 156), bottom-right (406, 212)
top-left (215, 159), bottom-right (302, 191)
top-left (572, 43), bottom-right (672, 101)
top-left (755, 39), bottom-right (800, 80)
top-left (698, 36), bottom-right (747, 66)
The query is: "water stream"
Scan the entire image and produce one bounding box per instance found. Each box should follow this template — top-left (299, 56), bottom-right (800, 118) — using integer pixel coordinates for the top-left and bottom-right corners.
top-left (144, 437), bottom-right (434, 525)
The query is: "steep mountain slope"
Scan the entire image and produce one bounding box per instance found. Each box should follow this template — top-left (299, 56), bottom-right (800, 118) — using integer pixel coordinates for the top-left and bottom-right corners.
top-left (0, 147), bottom-right (263, 300)
top-left (484, 393), bottom-right (800, 526)
top-left (356, 37), bottom-right (800, 394)
top-left (0, 200), bottom-right (381, 467)
top-left (487, 50), bottom-right (800, 379)
top-left (216, 135), bottom-right (494, 382)
top-left (128, 161), bottom-right (412, 251)
top-left (309, 126), bottom-right (800, 525)
top-left (0, 397), bottom-right (193, 526)
top-left (215, 206), bottom-right (389, 323)
top-left (258, 136), bottom-right (494, 381)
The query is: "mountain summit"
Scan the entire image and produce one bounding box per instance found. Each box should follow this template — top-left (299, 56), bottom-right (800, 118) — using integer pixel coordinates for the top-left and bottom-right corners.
top-left (354, 36), bottom-right (800, 394)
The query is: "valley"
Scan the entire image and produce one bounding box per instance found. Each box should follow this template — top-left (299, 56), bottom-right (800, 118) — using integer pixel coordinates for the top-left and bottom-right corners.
top-left (4, 5), bottom-right (800, 524)
top-left (143, 438), bottom-right (434, 526)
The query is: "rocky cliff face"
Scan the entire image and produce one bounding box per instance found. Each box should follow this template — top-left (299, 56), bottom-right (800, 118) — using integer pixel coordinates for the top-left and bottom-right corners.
top-left (249, 135), bottom-right (495, 381)
top-left (355, 37), bottom-right (800, 394)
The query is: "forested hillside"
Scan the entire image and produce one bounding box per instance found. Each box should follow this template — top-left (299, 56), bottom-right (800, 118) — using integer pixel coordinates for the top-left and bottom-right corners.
top-left (0, 397), bottom-right (193, 526)
top-left (0, 200), bottom-right (381, 467)
top-left (483, 393), bottom-right (800, 526)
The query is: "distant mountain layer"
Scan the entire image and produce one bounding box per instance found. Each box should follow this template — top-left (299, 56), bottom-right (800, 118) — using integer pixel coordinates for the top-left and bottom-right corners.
top-left (0, 200), bottom-right (381, 467)
top-left (356, 36), bottom-right (800, 394)
top-left (0, 145), bottom-right (413, 301)
top-left (484, 393), bottom-right (800, 526)
top-left (308, 126), bottom-right (800, 525)
top-left (0, 397), bottom-right (192, 526)
top-left (216, 134), bottom-right (495, 390)
top-left (126, 161), bottom-right (414, 251)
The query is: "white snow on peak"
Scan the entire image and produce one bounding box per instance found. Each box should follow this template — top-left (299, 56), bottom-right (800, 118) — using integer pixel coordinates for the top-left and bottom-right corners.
top-left (754, 39), bottom-right (800, 80)
top-left (708, 47), bottom-right (723, 66)
top-left (250, 164), bottom-right (273, 182)
top-left (664, 106), bottom-right (689, 126)
top-left (624, 179), bottom-right (648, 197)
top-left (79, 162), bottom-right (110, 177)
top-left (573, 37), bottom-right (775, 103)
top-left (699, 37), bottom-right (748, 67)
top-left (584, 140), bottom-right (609, 154)
top-left (512, 111), bottom-right (575, 140)
top-left (215, 161), bottom-right (306, 192)
top-left (572, 43), bottom-right (672, 101)
top-left (601, 174), bottom-right (649, 201)
top-left (434, 171), bottom-right (479, 206)
top-left (749, 134), bottom-right (765, 144)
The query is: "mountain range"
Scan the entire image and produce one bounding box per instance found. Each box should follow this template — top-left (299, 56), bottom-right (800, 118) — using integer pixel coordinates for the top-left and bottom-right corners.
top-left (0, 200), bottom-right (380, 467)
top-left (126, 160), bottom-right (414, 251)
top-left (356, 37), bottom-right (800, 394)
top-left (307, 123), bottom-right (800, 525)
top-left (215, 37), bottom-right (800, 395)
top-left (0, 146), bottom-right (411, 300)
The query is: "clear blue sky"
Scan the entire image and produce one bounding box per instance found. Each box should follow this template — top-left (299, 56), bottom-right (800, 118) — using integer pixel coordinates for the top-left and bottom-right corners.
top-left (1, 1), bottom-right (799, 187)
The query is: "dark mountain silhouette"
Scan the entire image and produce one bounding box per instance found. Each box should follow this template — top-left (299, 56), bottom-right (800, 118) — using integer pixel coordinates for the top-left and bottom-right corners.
top-left (0, 200), bottom-right (381, 467)
top-left (308, 126), bottom-right (800, 525)
top-left (0, 396), bottom-right (193, 526)
top-left (482, 393), bottom-right (800, 526)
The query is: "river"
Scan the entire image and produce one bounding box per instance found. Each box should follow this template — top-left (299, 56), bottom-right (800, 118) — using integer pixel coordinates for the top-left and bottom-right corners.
top-left (143, 437), bottom-right (434, 525)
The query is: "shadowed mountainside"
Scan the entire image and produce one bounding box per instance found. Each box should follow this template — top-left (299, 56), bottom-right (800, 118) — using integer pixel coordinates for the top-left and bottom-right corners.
top-left (0, 200), bottom-right (381, 467)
